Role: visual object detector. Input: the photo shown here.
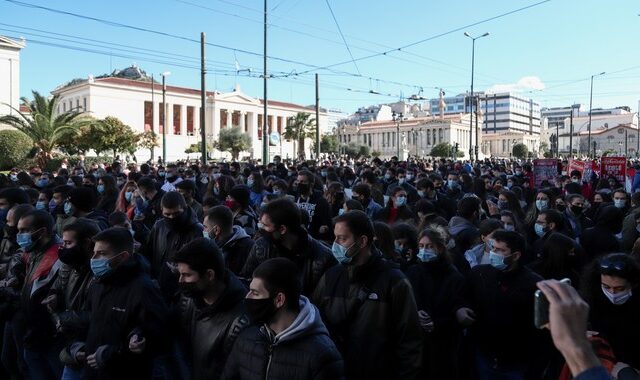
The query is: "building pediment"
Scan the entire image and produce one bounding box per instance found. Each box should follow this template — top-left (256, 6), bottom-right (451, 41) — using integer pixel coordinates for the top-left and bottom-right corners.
top-left (212, 86), bottom-right (261, 106)
top-left (0, 35), bottom-right (25, 50)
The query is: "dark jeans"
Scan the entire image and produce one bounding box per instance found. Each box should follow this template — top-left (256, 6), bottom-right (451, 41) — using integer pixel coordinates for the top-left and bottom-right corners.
top-left (24, 345), bottom-right (64, 380)
top-left (2, 322), bottom-right (27, 378)
top-left (475, 350), bottom-right (526, 380)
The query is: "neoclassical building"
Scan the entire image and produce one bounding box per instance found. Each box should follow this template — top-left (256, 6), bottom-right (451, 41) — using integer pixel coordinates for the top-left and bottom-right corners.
top-left (51, 66), bottom-right (328, 161)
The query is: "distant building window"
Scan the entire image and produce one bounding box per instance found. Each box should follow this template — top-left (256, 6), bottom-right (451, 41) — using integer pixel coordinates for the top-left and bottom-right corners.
top-left (159, 102), bottom-right (165, 134)
top-left (76, 99), bottom-right (80, 110)
top-left (221, 110), bottom-right (228, 128)
top-left (277, 116), bottom-right (283, 134)
top-left (258, 114), bottom-right (263, 140)
top-left (187, 106), bottom-right (194, 136)
top-left (83, 98), bottom-right (87, 111)
top-left (144, 101), bottom-right (152, 132)
top-left (173, 105), bottom-right (181, 135)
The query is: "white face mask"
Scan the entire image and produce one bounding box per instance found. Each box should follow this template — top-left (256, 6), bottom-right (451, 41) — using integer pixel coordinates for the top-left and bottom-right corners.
top-left (601, 285), bottom-right (633, 305)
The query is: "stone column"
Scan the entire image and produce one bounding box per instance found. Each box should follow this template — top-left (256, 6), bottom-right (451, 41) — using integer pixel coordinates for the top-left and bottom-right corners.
top-left (152, 101), bottom-right (159, 134)
top-left (180, 105), bottom-right (187, 135)
top-left (167, 103), bottom-right (174, 135)
top-left (240, 111), bottom-right (246, 132)
top-left (226, 109), bottom-right (232, 129)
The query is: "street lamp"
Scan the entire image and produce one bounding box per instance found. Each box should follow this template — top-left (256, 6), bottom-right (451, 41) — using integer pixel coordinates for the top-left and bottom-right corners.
top-left (464, 31), bottom-right (490, 161)
top-left (392, 111), bottom-right (403, 158)
top-left (587, 71), bottom-right (605, 158)
top-left (160, 71), bottom-right (171, 164)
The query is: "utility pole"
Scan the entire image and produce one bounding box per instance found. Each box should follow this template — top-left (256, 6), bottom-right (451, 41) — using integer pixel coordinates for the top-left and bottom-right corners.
top-left (315, 73), bottom-right (320, 160)
top-left (464, 31), bottom-right (490, 161)
top-left (588, 72), bottom-right (605, 158)
top-left (162, 74), bottom-right (167, 164)
top-left (262, 0), bottom-right (269, 164)
top-left (151, 74), bottom-right (155, 161)
top-left (625, 129), bottom-right (628, 157)
top-left (200, 32), bottom-right (207, 165)
top-left (556, 123), bottom-right (559, 157)
top-left (569, 105), bottom-right (574, 157)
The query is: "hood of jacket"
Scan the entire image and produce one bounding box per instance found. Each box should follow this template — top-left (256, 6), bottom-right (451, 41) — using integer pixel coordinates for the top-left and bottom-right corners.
top-left (448, 215), bottom-right (474, 236)
top-left (269, 295), bottom-right (328, 345)
top-left (197, 271), bottom-right (246, 318)
top-left (464, 243), bottom-right (486, 267)
top-left (220, 225), bottom-right (250, 248)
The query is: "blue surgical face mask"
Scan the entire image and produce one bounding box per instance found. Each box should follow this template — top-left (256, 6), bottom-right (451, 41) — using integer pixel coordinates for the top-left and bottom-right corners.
top-left (489, 251), bottom-right (510, 270)
top-left (273, 189), bottom-right (282, 196)
top-left (338, 208), bottom-right (345, 216)
top-left (535, 200), bottom-right (548, 212)
top-left (37, 179), bottom-right (49, 187)
top-left (97, 184), bottom-right (105, 194)
top-left (448, 179), bottom-right (458, 189)
top-left (395, 196), bottom-right (407, 207)
top-left (213, 187), bottom-right (220, 195)
top-left (125, 192), bottom-right (133, 202)
top-left (534, 223), bottom-right (546, 237)
top-left (64, 201), bottom-right (74, 216)
top-left (321, 171), bottom-right (328, 177)
top-left (417, 190), bottom-right (425, 198)
top-left (417, 248), bottom-right (437, 262)
top-left (503, 224), bottom-right (515, 232)
top-left (398, 178), bottom-right (406, 185)
top-left (90, 252), bottom-right (125, 278)
top-left (36, 201), bottom-right (47, 211)
top-left (247, 179), bottom-right (254, 187)
top-left (614, 199), bottom-right (626, 209)
top-left (16, 229), bottom-right (40, 251)
top-left (384, 174), bottom-right (392, 180)
top-left (602, 286), bottom-right (633, 305)
top-left (331, 241), bottom-right (356, 265)
top-left (48, 199), bottom-right (57, 212)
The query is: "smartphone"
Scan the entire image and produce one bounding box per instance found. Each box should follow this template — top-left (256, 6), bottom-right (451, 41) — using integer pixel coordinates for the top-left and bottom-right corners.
top-left (534, 278), bottom-right (571, 329)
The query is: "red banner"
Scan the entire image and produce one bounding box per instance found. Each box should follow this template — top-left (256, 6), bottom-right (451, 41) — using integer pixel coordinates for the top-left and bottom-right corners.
top-left (533, 159), bottom-right (559, 188)
top-left (568, 160), bottom-right (587, 180)
top-left (600, 156), bottom-right (627, 184)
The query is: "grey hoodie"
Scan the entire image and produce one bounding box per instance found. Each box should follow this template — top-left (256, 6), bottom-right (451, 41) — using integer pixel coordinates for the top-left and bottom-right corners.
top-left (267, 295), bottom-right (328, 345)
top-left (218, 225), bottom-right (250, 249)
top-left (448, 216), bottom-right (475, 236)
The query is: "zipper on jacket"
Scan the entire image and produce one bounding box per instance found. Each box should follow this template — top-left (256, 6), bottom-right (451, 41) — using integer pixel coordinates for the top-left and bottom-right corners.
top-left (265, 344), bottom-right (274, 380)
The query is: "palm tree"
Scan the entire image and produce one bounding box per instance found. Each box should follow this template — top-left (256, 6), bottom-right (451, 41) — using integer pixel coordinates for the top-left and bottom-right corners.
top-left (0, 90), bottom-right (90, 167)
top-left (284, 112), bottom-right (316, 160)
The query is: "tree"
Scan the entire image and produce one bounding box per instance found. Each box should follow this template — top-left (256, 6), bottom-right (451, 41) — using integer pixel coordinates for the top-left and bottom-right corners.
top-left (320, 134), bottom-right (338, 153)
top-left (0, 130), bottom-right (32, 169)
top-left (284, 112), bottom-right (315, 159)
top-left (96, 117), bottom-right (139, 157)
top-left (215, 127), bottom-right (251, 160)
top-left (430, 143), bottom-right (453, 158)
top-left (0, 90), bottom-right (91, 167)
top-left (185, 142), bottom-right (213, 154)
top-left (512, 143), bottom-right (528, 159)
top-left (343, 143), bottom-right (369, 158)
top-left (138, 130), bottom-right (159, 159)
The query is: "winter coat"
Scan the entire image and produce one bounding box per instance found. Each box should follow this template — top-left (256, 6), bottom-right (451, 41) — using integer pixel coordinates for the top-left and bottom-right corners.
top-left (242, 229), bottom-right (336, 296)
top-left (295, 191), bottom-right (332, 240)
top-left (216, 226), bottom-right (254, 276)
top-left (233, 207), bottom-right (258, 237)
top-left (406, 258), bottom-right (466, 379)
top-left (81, 254), bottom-right (170, 380)
top-left (449, 216), bottom-right (480, 254)
top-left (312, 252), bottom-right (422, 380)
top-left (140, 207), bottom-right (203, 302)
top-left (179, 271), bottom-right (250, 380)
top-left (50, 264), bottom-right (94, 340)
top-left (620, 206), bottom-right (640, 252)
top-left (222, 296), bottom-right (344, 380)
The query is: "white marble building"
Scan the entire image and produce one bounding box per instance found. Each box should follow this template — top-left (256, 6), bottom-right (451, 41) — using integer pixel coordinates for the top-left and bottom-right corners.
top-left (0, 36), bottom-right (25, 121)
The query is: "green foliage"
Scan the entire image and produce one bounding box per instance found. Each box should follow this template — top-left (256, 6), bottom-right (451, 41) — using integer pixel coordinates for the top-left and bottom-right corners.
top-left (430, 143), bottom-right (454, 158)
top-left (284, 112), bottom-right (315, 158)
top-left (215, 127), bottom-right (251, 160)
top-left (320, 134), bottom-right (338, 153)
top-left (371, 150), bottom-right (382, 158)
top-left (0, 90), bottom-right (91, 167)
top-left (98, 117), bottom-right (139, 156)
top-left (512, 143), bottom-right (528, 159)
top-left (0, 130), bottom-right (32, 169)
top-left (343, 143), bottom-right (370, 158)
top-left (185, 142), bottom-right (213, 154)
top-left (138, 130), bottom-right (159, 150)
top-left (456, 151), bottom-right (465, 158)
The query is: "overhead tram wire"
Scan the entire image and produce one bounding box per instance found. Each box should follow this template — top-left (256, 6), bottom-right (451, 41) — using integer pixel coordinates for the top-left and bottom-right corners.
top-left (286, 0), bottom-right (552, 77)
top-left (324, 0), bottom-right (360, 75)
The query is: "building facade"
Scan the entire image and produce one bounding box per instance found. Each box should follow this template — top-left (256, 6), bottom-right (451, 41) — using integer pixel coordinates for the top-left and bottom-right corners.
top-left (0, 35), bottom-right (25, 121)
top-left (557, 123), bottom-right (640, 157)
top-left (51, 66), bottom-right (328, 162)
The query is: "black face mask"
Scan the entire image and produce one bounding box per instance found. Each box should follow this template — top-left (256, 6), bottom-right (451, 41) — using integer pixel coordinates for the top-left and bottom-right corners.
top-left (179, 282), bottom-right (204, 299)
top-left (245, 297), bottom-right (277, 325)
top-left (166, 175), bottom-right (177, 183)
top-left (166, 212), bottom-right (187, 229)
top-left (297, 183), bottom-right (310, 195)
top-left (570, 205), bottom-right (583, 216)
top-left (556, 204), bottom-right (566, 212)
top-left (58, 245), bottom-right (87, 267)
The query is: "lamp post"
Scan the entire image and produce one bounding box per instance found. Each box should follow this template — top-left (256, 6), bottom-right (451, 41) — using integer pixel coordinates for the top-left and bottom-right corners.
top-left (464, 31), bottom-right (490, 161)
top-left (587, 71), bottom-right (605, 158)
top-left (160, 71), bottom-right (171, 164)
top-left (392, 111), bottom-right (403, 158)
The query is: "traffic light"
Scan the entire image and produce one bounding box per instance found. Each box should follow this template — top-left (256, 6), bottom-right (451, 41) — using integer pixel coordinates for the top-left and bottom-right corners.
top-left (454, 143), bottom-right (459, 152)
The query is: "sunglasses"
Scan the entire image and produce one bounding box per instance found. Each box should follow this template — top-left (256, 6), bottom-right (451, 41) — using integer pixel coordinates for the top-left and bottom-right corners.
top-left (599, 258), bottom-right (626, 272)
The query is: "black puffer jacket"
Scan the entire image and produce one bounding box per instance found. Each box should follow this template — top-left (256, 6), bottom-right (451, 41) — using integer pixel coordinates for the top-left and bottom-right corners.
top-left (140, 207), bottom-right (203, 301)
top-left (50, 264), bottom-right (94, 339)
top-left (81, 254), bottom-right (170, 380)
top-left (179, 271), bottom-right (250, 380)
top-left (312, 252), bottom-right (422, 380)
top-left (406, 258), bottom-right (466, 380)
top-left (216, 226), bottom-right (254, 276)
top-left (241, 229), bottom-right (336, 295)
top-left (222, 296), bottom-right (344, 380)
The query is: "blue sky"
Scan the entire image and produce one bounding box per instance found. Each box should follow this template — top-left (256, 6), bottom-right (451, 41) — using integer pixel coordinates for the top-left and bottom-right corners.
top-left (3, 0), bottom-right (640, 114)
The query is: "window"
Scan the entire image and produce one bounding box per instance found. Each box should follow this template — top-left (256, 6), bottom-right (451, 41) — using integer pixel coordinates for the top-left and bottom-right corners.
top-left (221, 110), bottom-right (228, 128)
top-left (158, 103), bottom-right (165, 134)
top-left (76, 99), bottom-right (80, 110)
top-left (173, 105), bottom-right (181, 135)
top-left (232, 111), bottom-right (239, 127)
top-left (257, 114), bottom-right (263, 140)
top-left (144, 101), bottom-right (153, 132)
top-left (427, 129), bottom-right (431, 145)
top-left (187, 106), bottom-right (194, 136)
top-left (83, 98), bottom-right (87, 111)
top-left (268, 116), bottom-right (273, 134)
top-left (277, 116), bottom-right (283, 134)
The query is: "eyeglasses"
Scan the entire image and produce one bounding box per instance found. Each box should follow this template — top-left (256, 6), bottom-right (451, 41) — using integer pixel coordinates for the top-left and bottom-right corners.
top-left (599, 258), bottom-right (627, 272)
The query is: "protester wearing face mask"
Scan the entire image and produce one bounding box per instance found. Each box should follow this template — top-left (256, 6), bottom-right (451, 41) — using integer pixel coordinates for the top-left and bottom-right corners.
top-left (174, 238), bottom-right (250, 379)
top-left (45, 220), bottom-right (100, 380)
top-left (620, 192), bottom-right (640, 252)
top-left (36, 189), bottom-right (53, 212)
top-left (563, 194), bottom-right (594, 242)
top-left (460, 230), bottom-right (546, 379)
top-left (313, 210), bottom-right (422, 380)
top-left (386, 169), bottom-right (419, 204)
top-left (65, 187), bottom-right (109, 231)
top-left (74, 227), bottom-right (170, 379)
top-left (463, 218), bottom-right (502, 272)
top-left (376, 187), bottom-right (415, 225)
top-left (224, 258), bottom-right (343, 379)
top-left (16, 210), bottom-right (65, 379)
top-left (0, 188), bottom-right (30, 230)
top-left (530, 209), bottom-right (567, 263)
top-left (524, 190), bottom-right (554, 240)
top-left (227, 185), bottom-right (258, 237)
top-left (241, 199), bottom-right (336, 296)
top-left (581, 253), bottom-right (640, 371)
top-left (444, 172), bottom-right (463, 200)
top-left (135, 177), bottom-right (165, 230)
top-left (448, 196), bottom-right (481, 255)
top-left (416, 178), bottom-right (456, 220)
top-left (139, 191), bottom-right (203, 302)
top-left (392, 223), bottom-right (420, 270)
top-left (176, 180), bottom-right (204, 222)
top-left (0, 204), bottom-right (33, 280)
top-left (351, 183), bottom-right (382, 219)
top-left (581, 205), bottom-right (623, 260)
top-left (612, 189), bottom-right (629, 212)
top-left (160, 164), bottom-right (183, 192)
top-left (203, 206), bottom-right (254, 276)
top-left (95, 175), bottom-right (119, 215)
top-left (406, 227), bottom-right (466, 380)
top-left (294, 171), bottom-right (332, 240)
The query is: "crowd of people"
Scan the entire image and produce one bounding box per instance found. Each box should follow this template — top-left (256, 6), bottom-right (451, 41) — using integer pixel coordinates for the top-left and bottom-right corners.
top-left (0, 154), bottom-right (638, 380)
